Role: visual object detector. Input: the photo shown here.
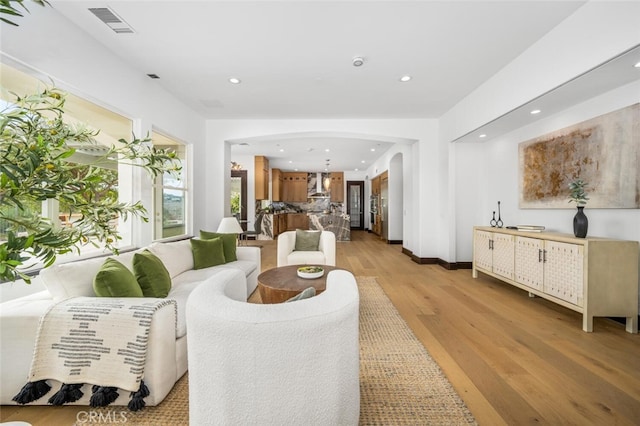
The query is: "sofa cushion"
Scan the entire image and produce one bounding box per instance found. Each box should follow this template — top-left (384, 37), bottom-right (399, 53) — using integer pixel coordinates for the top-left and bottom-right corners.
top-left (133, 250), bottom-right (172, 298)
top-left (172, 260), bottom-right (256, 289)
top-left (93, 258), bottom-right (143, 297)
top-left (167, 280), bottom-right (202, 338)
top-left (287, 250), bottom-right (326, 265)
top-left (200, 231), bottom-right (237, 262)
top-left (40, 256), bottom-right (108, 301)
top-left (191, 238), bottom-right (226, 270)
top-left (219, 260), bottom-right (257, 277)
top-left (294, 229), bottom-right (321, 251)
top-left (148, 239), bottom-right (194, 278)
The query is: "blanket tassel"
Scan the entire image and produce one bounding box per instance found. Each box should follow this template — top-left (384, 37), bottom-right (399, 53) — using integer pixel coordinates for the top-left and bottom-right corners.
top-left (48, 383), bottom-right (84, 405)
top-left (12, 380), bottom-right (51, 404)
top-left (89, 385), bottom-right (119, 407)
top-left (128, 380), bottom-right (150, 412)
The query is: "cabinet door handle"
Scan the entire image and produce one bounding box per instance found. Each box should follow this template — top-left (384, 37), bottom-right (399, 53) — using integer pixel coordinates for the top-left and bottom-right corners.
top-left (538, 249), bottom-right (542, 262)
top-left (543, 249), bottom-right (547, 263)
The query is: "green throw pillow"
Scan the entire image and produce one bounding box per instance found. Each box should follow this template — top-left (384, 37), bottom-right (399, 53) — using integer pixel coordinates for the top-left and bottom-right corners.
top-left (294, 229), bottom-right (321, 251)
top-left (285, 286), bottom-right (316, 303)
top-left (93, 258), bottom-right (143, 297)
top-left (133, 250), bottom-right (172, 297)
top-left (191, 237), bottom-right (226, 270)
top-left (200, 230), bottom-right (237, 262)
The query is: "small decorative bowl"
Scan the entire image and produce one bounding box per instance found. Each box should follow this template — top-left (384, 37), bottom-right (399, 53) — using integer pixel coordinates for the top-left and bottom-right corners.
top-left (297, 266), bottom-right (324, 279)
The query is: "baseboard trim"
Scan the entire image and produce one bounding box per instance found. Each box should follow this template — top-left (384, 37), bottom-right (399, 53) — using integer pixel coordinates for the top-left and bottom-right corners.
top-left (388, 240), bottom-right (402, 245)
top-left (401, 247), bottom-right (472, 270)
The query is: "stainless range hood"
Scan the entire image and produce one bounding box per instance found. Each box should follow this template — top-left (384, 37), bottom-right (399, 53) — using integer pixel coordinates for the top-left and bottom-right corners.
top-left (308, 173), bottom-right (330, 198)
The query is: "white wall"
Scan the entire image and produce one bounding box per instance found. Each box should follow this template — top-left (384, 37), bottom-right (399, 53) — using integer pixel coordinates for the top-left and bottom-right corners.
top-left (442, 1), bottom-right (640, 266)
top-left (204, 119), bottom-right (437, 256)
top-left (389, 154), bottom-right (404, 241)
top-left (455, 81), bottom-right (640, 262)
top-left (440, 1), bottom-right (640, 143)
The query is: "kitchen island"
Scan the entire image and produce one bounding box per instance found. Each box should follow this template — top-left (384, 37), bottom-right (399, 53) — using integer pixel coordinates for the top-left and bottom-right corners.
top-left (259, 212), bottom-right (350, 241)
top-left (308, 212), bottom-right (350, 241)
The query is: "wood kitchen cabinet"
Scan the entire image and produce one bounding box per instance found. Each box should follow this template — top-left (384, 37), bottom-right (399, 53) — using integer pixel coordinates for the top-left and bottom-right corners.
top-left (272, 168), bottom-right (283, 201)
top-left (371, 175), bottom-right (381, 236)
top-left (271, 213), bottom-right (288, 237)
top-left (254, 156), bottom-right (269, 200)
top-left (282, 172), bottom-right (307, 202)
top-left (473, 226), bottom-right (639, 333)
top-left (371, 175), bottom-right (380, 196)
top-left (287, 213), bottom-right (309, 230)
top-left (330, 172), bottom-right (344, 202)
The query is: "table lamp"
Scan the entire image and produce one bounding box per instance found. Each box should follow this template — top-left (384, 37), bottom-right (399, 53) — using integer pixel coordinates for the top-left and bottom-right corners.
top-left (217, 217), bottom-right (244, 244)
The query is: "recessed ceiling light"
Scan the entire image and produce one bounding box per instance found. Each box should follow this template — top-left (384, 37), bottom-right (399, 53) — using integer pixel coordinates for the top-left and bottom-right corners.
top-left (530, 109), bottom-right (541, 115)
top-left (361, 160), bottom-right (365, 163)
top-left (634, 61), bottom-right (640, 68)
top-left (355, 168), bottom-right (359, 171)
top-left (228, 77), bottom-right (241, 84)
top-left (352, 57), bottom-right (364, 67)
top-left (370, 148), bottom-right (375, 152)
top-left (325, 148), bottom-right (330, 152)
top-left (479, 134), bottom-right (487, 138)
top-left (399, 75), bottom-right (412, 82)
top-left (294, 168), bottom-right (298, 171)
top-left (288, 160), bottom-right (292, 164)
top-left (279, 149), bottom-right (284, 152)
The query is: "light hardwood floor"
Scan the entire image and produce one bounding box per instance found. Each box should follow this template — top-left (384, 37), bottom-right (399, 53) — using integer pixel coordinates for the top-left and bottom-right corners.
top-left (2, 230), bottom-right (639, 425)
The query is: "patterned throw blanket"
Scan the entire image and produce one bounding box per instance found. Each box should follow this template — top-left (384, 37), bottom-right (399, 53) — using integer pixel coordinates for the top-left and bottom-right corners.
top-left (13, 297), bottom-right (176, 411)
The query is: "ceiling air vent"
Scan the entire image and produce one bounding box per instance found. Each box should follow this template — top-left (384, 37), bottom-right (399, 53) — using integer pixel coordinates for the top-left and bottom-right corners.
top-left (88, 7), bottom-right (134, 34)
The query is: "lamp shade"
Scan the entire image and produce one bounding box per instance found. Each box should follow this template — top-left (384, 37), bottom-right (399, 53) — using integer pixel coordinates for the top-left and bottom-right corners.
top-left (217, 217), bottom-right (243, 234)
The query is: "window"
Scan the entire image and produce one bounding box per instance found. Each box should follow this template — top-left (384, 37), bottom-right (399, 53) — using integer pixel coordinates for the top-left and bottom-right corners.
top-left (1, 62), bottom-right (134, 261)
top-left (152, 131), bottom-right (188, 240)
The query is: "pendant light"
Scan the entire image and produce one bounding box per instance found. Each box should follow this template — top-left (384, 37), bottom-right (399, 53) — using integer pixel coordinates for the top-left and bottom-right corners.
top-left (323, 159), bottom-right (331, 192)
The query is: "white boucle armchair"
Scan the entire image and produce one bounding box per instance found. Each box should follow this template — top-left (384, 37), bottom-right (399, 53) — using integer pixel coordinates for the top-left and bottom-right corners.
top-left (277, 230), bottom-right (336, 267)
top-left (186, 269), bottom-right (360, 426)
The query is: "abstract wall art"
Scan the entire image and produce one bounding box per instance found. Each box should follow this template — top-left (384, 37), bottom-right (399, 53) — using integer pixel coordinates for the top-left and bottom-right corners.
top-left (519, 103), bottom-right (639, 209)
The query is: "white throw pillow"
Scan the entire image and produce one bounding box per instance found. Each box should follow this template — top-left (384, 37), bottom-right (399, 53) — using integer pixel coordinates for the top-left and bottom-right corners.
top-left (39, 249), bottom-right (144, 301)
top-left (40, 256), bottom-right (109, 301)
top-left (148, 239), bottom-right (194, 278)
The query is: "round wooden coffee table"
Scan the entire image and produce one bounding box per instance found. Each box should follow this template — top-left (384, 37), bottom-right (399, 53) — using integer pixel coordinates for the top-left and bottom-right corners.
top-left (257, 265), bottom-right (343, 304)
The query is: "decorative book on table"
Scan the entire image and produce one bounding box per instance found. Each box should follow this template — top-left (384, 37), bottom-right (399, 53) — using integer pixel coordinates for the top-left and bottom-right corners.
top-left (516, 225), bottom-right (545, 232)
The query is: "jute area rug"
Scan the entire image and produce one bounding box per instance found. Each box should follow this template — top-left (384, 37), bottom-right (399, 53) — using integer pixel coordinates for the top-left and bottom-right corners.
top-left (113, 276), bottom-right (476, 425)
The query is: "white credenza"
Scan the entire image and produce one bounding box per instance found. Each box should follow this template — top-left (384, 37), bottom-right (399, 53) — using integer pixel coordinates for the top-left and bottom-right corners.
top-left (472, 226), bottom-right (639, 333)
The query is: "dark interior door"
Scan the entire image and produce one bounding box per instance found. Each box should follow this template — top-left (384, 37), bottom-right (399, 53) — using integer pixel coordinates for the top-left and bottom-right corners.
top-left (346, 181), bottom-right (364, 230)
top-left (231, 170), bottom-right (247, 231)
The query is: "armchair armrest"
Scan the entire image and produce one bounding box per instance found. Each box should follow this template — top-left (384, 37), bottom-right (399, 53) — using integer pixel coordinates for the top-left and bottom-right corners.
top-left (236, 246), bottom-right (261, 268)
top-left (277, 232), bottom-right (296, 267)
top-left (319, 231), bottom-right (336, 266)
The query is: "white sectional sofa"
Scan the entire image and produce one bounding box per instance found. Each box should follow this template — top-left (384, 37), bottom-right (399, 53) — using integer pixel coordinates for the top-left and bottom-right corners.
top-left (0, 239), bottom-right (261, 407)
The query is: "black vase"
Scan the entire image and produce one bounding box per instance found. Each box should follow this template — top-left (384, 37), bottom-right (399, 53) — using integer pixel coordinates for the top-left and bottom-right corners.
top-left (573, 206), bottom-right (588, 238)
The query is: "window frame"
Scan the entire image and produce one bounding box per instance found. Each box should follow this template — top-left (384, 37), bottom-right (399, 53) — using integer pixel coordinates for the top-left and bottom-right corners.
top-left (151, 130), bottom-right (190, 242)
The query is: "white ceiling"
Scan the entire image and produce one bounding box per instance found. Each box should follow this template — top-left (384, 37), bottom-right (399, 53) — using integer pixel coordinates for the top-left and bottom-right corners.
top-left (47, 0), bottom-right (591, 172)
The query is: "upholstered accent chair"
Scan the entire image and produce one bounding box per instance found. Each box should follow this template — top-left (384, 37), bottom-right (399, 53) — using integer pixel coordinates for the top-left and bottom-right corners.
top-left (186, 269), bottom-right (360, 425)
top-left (277, 230), bottom-right (336, 267)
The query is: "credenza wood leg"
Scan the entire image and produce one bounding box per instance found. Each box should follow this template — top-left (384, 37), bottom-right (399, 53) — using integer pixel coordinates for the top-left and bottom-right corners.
top-left (583, 314), bottom-right (593, 332)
